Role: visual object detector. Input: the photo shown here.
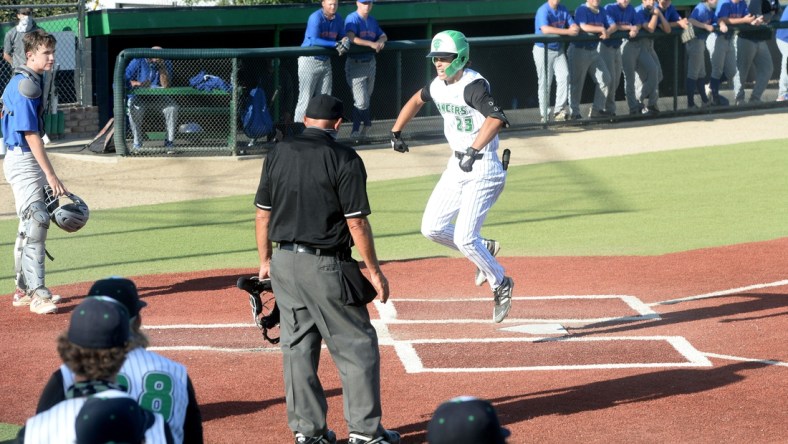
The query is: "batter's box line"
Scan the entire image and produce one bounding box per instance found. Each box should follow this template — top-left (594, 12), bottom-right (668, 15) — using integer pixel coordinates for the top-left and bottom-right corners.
top-left (374, 295), bottom-right (660, 325)
top-left (393, 336), bottom-right (713, 373)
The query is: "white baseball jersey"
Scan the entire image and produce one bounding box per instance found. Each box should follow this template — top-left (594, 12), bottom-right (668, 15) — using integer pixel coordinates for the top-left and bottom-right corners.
top-left (23, 389), bottom-right (169, 444)
top-left (428, 68), bottom-right (500, 155)
top-left (60, 348), bottom-right (190, 444)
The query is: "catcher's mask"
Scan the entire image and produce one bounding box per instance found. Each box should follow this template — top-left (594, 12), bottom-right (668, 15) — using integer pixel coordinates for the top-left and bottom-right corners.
top-left (44, 185), bottom-right (90, 233)
top-left (237, 276), bottom-right (280, 345)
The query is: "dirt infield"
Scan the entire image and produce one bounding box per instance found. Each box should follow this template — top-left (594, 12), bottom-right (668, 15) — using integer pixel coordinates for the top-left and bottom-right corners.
top-left (1, 239), bottom-right (786, 443)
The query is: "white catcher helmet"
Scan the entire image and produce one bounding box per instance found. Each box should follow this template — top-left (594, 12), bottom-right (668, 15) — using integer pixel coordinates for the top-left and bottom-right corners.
top-left (44, 185), bottom-right (90, 233)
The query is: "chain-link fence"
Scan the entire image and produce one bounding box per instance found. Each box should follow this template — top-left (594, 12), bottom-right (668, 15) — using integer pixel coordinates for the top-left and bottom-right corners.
top-left (113, 21), bottom-right (788, 157)
top-left (1, 3), bottom-right (84, 108)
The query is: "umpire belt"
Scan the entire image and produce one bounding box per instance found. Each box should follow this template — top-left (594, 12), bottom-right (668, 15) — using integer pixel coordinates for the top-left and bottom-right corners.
top-left (454, 151), bottom-right (484, 160)
top-left (278, 242), bottom-right (349, 258)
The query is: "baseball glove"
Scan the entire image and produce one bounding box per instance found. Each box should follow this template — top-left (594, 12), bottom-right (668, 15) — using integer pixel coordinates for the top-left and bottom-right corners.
top-left (681, 25), bottom-right (696, 44)
top-left (336, 37), bottom-right (351, 56)
top-left (237, 276), bottom-right (280, 345)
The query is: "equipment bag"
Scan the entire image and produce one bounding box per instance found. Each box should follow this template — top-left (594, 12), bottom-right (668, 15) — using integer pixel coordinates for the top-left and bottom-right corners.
top-left (241, 83), bottom-right (274, 139)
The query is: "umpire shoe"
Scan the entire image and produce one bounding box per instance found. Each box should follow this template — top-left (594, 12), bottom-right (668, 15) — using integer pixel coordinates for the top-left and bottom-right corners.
top-left (492, 277), bottom-right (514, 323)
top-left (295, 429), bottom-right (337, 444)
top-left (475, 239), bottom-right (501, 286)
top-left (348, 429), bottom-right (401, 444)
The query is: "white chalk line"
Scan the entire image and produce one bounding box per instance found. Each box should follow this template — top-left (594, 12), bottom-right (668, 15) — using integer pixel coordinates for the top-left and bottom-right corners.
top-left (651, 279), bottom-right (788, 307)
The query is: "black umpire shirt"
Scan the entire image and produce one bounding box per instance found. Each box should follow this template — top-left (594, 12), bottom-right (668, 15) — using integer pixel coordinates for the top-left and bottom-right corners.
top-left (255, 127), bottom-right (371, 249)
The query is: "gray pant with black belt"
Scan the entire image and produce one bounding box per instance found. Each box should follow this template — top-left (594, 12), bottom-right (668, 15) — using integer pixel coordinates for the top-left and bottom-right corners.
top-left (270, 247), bottom-right (383, 438)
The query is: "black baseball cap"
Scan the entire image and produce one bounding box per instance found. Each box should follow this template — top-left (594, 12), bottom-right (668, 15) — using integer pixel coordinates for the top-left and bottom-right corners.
top-left (68, 297), bottom-right (130, 349)
top-left (88, 277), bottom-right (147, 318)
top-left (76, 396), bottom-right (154, 444)
top-left (427, 396), bottom-right (511, 444)
top-left (305, 94), bottom-right (346, 120)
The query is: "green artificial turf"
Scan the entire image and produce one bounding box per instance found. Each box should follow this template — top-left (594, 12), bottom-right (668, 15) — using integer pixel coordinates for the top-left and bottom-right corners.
top-left (1, 140), bottom-right (785, 288)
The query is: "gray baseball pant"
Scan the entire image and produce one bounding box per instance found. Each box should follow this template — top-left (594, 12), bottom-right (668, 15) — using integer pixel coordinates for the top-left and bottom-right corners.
top-left (295, 57), bottom-right (333, 122)
top-left (623, 39), bottom-right (657, 112)
top-left (734, 37), bottom-right (773, 102)
top-left (594, 43), bottom-right (622, 113)
top-left (635, 39), bottom-right (662, 106)
top-left (707, 33), bottom-right (738, 83)
top-left (532, 44), bottom-right (570, 118)
top-left (778, 38), bottom-right (788, 98)
top-left (271, 248), bottom-right (383, 438)
top-left (568, 43), bottom-right (610, 116)
top-left (127, 96), bottom-right (178, 146)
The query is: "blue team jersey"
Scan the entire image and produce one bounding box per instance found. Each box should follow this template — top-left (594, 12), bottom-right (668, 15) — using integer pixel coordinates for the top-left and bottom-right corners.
top-left (573, 4), bottom-right (610, 49)
top-left (777, 7), bottom-right (788, 42)
top-left (716, 0), bottom-right (749, 19)
top-left (690, 2), bottom-right (717, 39)
top-left (534, 2), bottom-right (576, 50)
top-left (344, 12), bottom-right (385, 61)
top-left (658, 4), bottom-right (683, 22)
top-left (602, 3), bottom-right (641, 48)
top-left (1, 73), bottom-right (41, 148)
top-left (124, 57), bottom-right (174, 95)
top-left (301, 9), bottom-right (345, 49)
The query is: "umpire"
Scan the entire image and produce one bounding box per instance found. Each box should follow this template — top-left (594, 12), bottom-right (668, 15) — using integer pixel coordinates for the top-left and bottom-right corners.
top-left (254, 94), bottom-right (399, 444)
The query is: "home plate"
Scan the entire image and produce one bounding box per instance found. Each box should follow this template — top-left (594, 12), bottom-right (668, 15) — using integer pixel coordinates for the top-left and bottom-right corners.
top-left (500, 323), bottom-right (568, 335)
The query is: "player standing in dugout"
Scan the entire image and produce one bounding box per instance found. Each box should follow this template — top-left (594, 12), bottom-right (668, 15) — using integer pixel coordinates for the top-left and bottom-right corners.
top-left (390, 30), bottom-right (514, 323)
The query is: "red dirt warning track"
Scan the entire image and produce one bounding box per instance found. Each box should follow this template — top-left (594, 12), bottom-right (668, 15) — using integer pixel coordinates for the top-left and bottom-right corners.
top-left (1, 238), bottom-right (787, 443)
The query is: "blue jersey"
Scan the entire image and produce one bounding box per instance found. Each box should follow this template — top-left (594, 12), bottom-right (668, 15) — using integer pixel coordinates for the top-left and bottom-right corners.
top-left (690, 2), bottom-right (717, 40)
top-left (301, 8), bottom-right (345, 49)
top-left (125, 57), bottom-right (174, 95)
top-left (777, 6), bottom-right (788, 42)
top-left (716, 0), bottom-right (749, 20)
top-left (658, 3), bottom-right (683, 23)
top-left (1, 73), bottom-right (41, 149)
top-left (344, 12), bottom-right (385, 61)
top-left (602, 3), bottom-right (641, 48)
top-left (534, 1), bottom-right (576, 50)
top-left (573, 4), bottom-right (610, 49)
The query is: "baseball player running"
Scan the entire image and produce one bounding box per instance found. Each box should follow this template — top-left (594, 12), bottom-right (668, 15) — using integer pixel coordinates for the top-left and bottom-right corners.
top-left (390, 30), bottom-right (514, 323)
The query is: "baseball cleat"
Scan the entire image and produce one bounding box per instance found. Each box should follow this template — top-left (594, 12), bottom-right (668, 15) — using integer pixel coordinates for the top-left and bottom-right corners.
top-left (15, 287), bottom-right (61, 307)
top-left (294, 429), bottom-right (336, 444)
top-left (493, 277), bottom-right (514, 323)
top-left (475, 239), bottom-right (501, 286)
top-left (348, 429), bottom-right (401, 444)
top-left (30, 295), bottom-right (57, 315)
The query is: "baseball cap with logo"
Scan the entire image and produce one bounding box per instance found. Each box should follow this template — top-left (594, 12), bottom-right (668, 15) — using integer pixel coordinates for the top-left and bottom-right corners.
top-left (427, 396), bottom-right (510, 444)
top-left (305, 94), bottom-right (346, 120)
top-left (76, 395), bottom-right (154, 444)
top-left (68, 296), bottom-right (130, 349)
top-left (88, 277), bottom-right (147, 318)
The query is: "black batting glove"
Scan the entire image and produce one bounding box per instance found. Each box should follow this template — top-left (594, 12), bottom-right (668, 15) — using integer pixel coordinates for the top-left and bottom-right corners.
top-left (391, 131), bottom-right (409, 153)
top-left (459, 147), bottom-right (478, 172)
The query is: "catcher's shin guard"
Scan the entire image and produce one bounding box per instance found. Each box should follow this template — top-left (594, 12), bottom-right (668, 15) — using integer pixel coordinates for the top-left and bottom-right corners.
top-left (21, 201), bottom-right (50, 292)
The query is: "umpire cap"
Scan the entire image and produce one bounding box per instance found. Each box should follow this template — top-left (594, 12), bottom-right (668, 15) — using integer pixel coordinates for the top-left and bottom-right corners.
top-left (305, 94), bottom-right (346, 121)
top-left (427, 396), bottom-right (510, 444)
top-left (76, 396), bottom-right (154, 444)
top-left (89, 277), bottom-right (147, 318)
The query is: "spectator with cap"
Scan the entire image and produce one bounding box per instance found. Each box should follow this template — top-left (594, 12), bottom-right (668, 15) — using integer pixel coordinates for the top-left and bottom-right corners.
top-left (17, 296), bottom-right (173, 443)
top-left (75, 396), bottom-right (156, 444)
top-left (36, 277), bottom-right (203, 444)
top-left (427, 396), bottom-right (510, 444)
top-left (3, 8), bottom-right (40, 70)
top-left (255, 93), bottom-right (398, 444)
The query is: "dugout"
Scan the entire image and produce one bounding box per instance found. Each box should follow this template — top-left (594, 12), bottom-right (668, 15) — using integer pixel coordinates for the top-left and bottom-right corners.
top-left (87, 0), bottom-right (700, 127)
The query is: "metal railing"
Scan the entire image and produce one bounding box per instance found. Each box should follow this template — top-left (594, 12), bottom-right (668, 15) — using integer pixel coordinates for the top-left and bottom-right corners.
top-left (112, 20), bottom-right (788, 156)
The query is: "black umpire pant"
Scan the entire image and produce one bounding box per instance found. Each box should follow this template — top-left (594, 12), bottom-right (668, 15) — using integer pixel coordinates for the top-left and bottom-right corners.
top-left (270, 247), bottom-right (383, 437)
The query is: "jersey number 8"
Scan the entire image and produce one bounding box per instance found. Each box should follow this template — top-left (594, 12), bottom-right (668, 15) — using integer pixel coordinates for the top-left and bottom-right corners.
top-left (117, 371), bottom-right (175, 421)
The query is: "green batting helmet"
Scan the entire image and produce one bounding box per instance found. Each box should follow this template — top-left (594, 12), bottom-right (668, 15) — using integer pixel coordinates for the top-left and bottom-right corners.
top-left (427, 30), bottom-right (469, 78)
